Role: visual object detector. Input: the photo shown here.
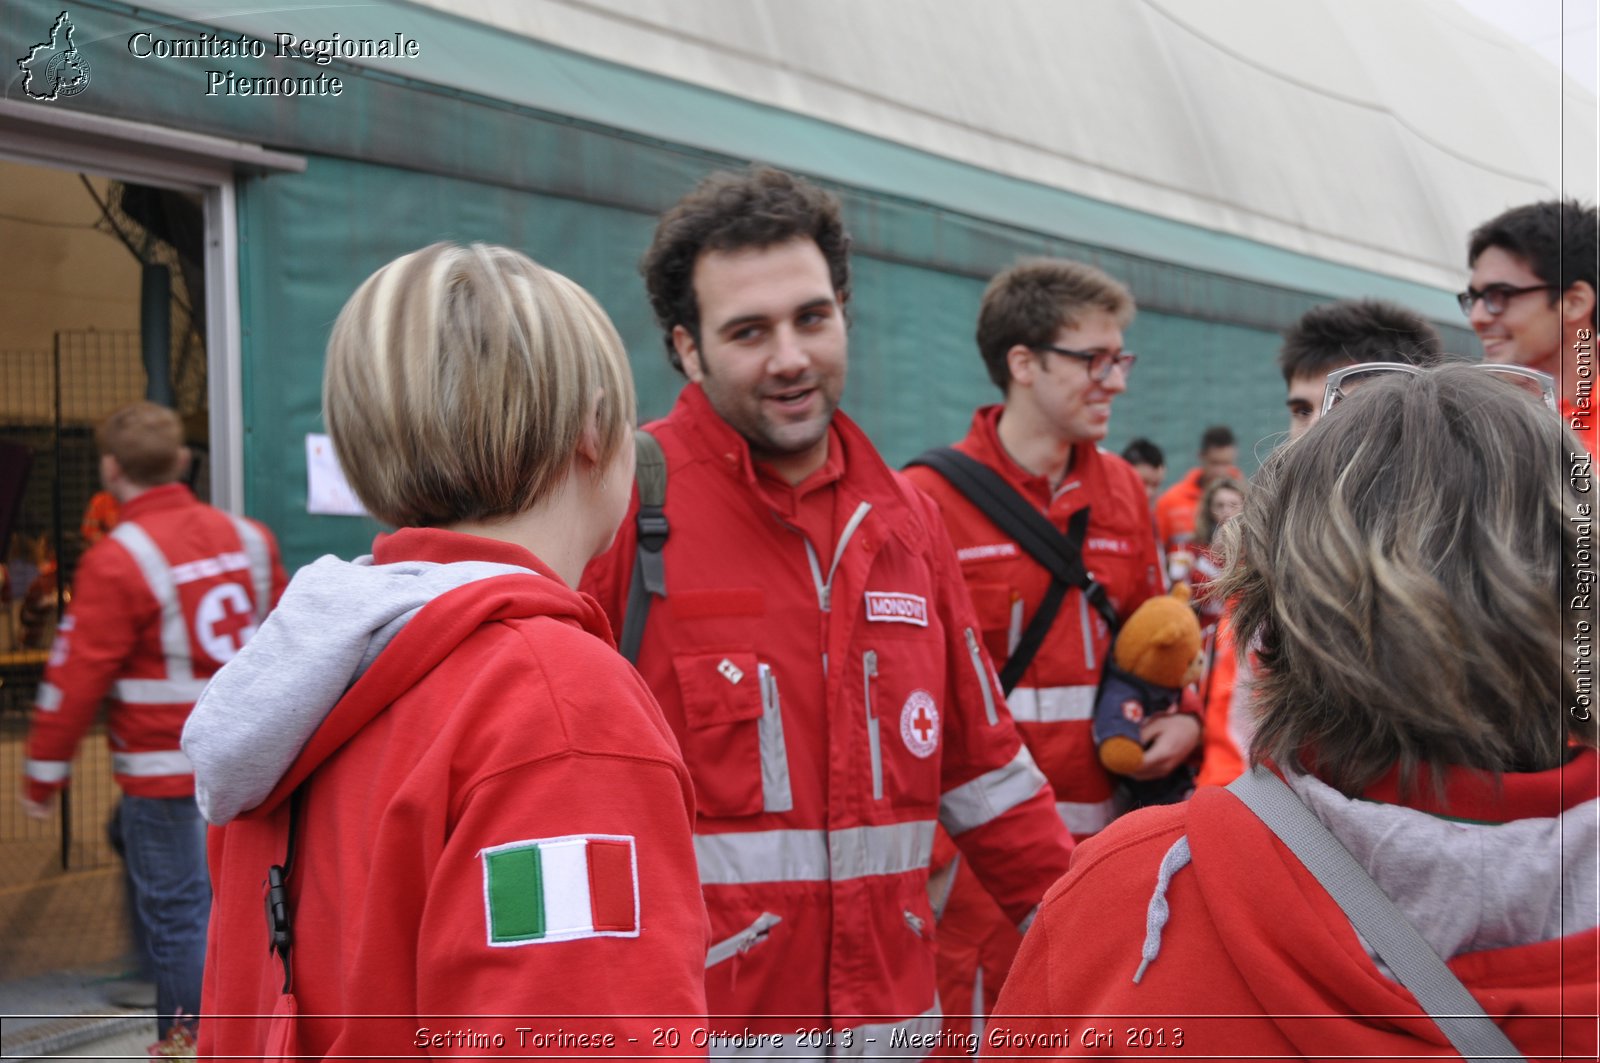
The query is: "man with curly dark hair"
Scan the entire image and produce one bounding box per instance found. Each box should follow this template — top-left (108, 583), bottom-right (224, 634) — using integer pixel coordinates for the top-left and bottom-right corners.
top-left (584, 166), bottom-right (1074, 1050)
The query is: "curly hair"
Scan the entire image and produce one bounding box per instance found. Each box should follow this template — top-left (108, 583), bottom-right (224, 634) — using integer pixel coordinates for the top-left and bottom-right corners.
top-left (641, 166), bottom-right (851, 373)
top-left (1214, 365), bottom-right (1591, 797)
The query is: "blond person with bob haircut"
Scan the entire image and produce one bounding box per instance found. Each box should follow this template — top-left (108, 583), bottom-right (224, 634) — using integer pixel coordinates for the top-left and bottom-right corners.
top-left (993, 366), bottom-right (1598, 1059)
top-left (185, 243), bottom-right (708, 1059)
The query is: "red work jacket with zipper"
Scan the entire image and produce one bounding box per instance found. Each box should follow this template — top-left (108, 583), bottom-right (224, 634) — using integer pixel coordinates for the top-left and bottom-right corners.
top-left (582, 385), bottom-right (1074, 1049)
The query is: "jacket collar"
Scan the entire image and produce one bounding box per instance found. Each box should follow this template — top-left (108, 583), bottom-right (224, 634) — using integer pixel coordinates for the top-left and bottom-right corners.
top-left (118, 482), bottom-right (197, 521)
top-left (958, 404), bottom-right (1106, 509)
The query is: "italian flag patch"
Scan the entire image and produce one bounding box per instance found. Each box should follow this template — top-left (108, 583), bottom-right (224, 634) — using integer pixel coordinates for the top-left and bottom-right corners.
top-left (480, 834), bottom-right (640, 946)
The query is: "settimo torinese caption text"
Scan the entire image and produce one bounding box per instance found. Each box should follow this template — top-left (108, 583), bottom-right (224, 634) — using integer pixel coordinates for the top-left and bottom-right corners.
top-left (127, 31), bottom-right (422, 96)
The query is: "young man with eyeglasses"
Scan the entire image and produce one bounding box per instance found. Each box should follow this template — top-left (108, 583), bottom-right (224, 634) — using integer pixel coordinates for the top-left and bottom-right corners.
top-left (903, 258), bottom-right (1181, 1039)
top-left (1464, 199), bottom-right (1597, 455)
top-left (581, 169), bottom-right (1075, 1051)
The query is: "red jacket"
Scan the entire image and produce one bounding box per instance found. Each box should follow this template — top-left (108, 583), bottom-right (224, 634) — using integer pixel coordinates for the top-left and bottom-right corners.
top-left (581, 386), bottom-right (1073, 1045)
top-left (1153, 466), bottom-right (1205, 557)
top-left (200, 530), bottom-right (709, 1058)
top-left (992, 752), bottom-right (1600, 1060)
top-left (903, 407), bottom-right (1165, 837)
top-left (26, 484), bottom-right (284, 801)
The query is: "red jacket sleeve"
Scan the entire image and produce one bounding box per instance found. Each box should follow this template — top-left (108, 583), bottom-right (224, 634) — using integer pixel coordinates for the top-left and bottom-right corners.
top-left (24, 540), bottom-right (152, 800)
top-left (916, 492), bottom-right (1075, 927)
top-left (414, 753), bottom-right (709, 1054)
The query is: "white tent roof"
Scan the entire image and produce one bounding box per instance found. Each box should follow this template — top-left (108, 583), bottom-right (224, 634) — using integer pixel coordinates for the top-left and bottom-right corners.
top-left (411, 0), bottom-right (1596, 291)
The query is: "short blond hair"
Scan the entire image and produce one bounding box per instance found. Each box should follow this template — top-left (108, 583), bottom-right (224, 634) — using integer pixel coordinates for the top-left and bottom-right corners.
top-left (96, 402), bottom-right (185, 486)
top-left (323, 243), bottom-right (635, 528)
top-left (977, 258), bottom-right (1135, 392)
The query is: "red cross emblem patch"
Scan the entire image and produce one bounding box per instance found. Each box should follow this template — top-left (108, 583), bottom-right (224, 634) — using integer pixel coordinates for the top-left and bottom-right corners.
top-left (900, 689), bottom-right (940, 759)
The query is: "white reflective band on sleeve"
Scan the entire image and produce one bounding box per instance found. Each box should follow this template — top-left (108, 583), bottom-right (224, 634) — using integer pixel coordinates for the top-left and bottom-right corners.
top-left (109, 524), bottom-right (194, 684)
top-left (112, 749), bottom-right (194, 777)
top-left (1018, 904), bottom-right (1039, 935)
top-left (1057, 797), bottom-right (1118, 836)
top-left (25, 759), bottom-right (71, 783)
top-left (705, 1001), bottom-right (942, 1060)
top-left (939, 746), bottom-right (1048, 836)
top-left (34, 682), bottom-right (62, 712)
top-left (227, 515), bottom-right (273, 620)
top-left (695, 821), bottom-right (934, 886)
top-left (114, 677), bottom-right (210, 704)
top-left (1005, 683), bottom-right (1097, 723)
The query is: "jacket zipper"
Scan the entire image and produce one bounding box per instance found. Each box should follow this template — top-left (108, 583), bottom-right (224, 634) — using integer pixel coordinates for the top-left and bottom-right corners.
top-left (965, 627), bottom-right (999, 725)
top-left (903, 909), bottom-right (927, 938)
top-left (704, 912), bottom-right (783, 968)
top-left (864, 650), bottom-right (884, 800)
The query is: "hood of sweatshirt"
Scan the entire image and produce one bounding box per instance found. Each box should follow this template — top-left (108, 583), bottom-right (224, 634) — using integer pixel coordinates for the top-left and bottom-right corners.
top-left (1129, 753), bottom-right (1599, 1000)
top-left (181, 528), bottom-right (609, 824)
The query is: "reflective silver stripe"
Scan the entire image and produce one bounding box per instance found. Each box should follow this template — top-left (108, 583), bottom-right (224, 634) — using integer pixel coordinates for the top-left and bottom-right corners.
top-left (109, 523), bottom-right (194, 684)
top-left (1078, 591), bottom-right (1095, 669)
top-left (971, 965), bottom-right (985, 1040)
top-left (111, 749), bottom-right (194, 777)
top-left (830, 821), bottom-right (934, 881)
top-left (1057, 797), bottom-right (1118, 836)
top-left (695, 821), bottom-right (934, 885)
top-left (940, 746), bottom-right (1047, 836)
top-left (227, 514), bottom-right (273, 620)
top-left (704, 1001), bottom-right (942, 1060)
top-left (1005, 683), bottom-right (1097, 723)
top-left (25, 759), bottom-right (71, 783)
top-left (114, 677), bottom-right (210, 704)
top-left (705, 912), bottom-right (781, 968)
top-left (928, 852), bottom-right (960, 920)
top-left (839, 1001), bottom-right (942, 1058)
top-left (757, 665), bottom-right (793, 814)
top-left (863, 651), bottom-right (883, 801)
top-left (964, 627), bottom-right (999, 725)
top-left (34, 681), bottom-right (62, 712)
top-left (1018, 903), bottom-right (1039, 935)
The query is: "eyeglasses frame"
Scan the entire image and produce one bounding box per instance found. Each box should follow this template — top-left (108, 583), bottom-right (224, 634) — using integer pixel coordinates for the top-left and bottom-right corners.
top-left (1319, 361), bottom-right (1557, 417)
top-left (1455, 283), bottom-right (1557, 317)
top-left (1032, 345), bottom-right (1137, 382)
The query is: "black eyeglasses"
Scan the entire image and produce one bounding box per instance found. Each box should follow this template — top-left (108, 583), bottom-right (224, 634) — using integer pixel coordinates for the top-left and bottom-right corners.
top-left (1034, 345), bottom-right (1137, 382)
top-left (1455, 283), bottom-right (1556, 316)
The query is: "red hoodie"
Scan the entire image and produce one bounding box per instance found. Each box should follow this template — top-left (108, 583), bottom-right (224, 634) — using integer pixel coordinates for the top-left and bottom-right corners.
top-left (198, 530), bottom-right (709, 1058)
top-left (991, 751), bottom-right (1599, 1060)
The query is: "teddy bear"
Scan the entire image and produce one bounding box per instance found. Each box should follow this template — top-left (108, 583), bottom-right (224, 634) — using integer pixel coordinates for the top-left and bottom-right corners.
top-left (1093, 584), bottom-right (1204, 795)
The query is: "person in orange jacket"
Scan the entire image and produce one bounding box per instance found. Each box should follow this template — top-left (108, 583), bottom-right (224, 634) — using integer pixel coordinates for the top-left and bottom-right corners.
top-left (902, 259), bottom-right (1195, 1042)
top-left (184, 245), bottom-right (708, 1058)
top-left (1463, 199), bottom-right (1596, 457)
top-left (24, 401), bottom-right (286, 1047)
top-left (1153, 424), bottom-right (1237, 575)
top-left (581, 167), bottom-right (1074, 1052)
top-left (992, 366), bottom-right (1597, 1060)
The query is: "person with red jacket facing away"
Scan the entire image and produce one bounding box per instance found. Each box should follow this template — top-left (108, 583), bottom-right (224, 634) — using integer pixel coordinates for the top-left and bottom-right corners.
top-left (1200, 298), bottom-right (1443, 789)
top-left (902, 259), bottom-right (1191, 1039)
top-left (993, 366), bottom-right (1597, 1060)
top-left (1463, 199), bottom-right (1596, 457)
top-left (23, 401), bottom-right (286, 1049)
top-left (581, 167), bottom-right (1074, 1052)
top-left (183, 244), bottom-right (708, 1059)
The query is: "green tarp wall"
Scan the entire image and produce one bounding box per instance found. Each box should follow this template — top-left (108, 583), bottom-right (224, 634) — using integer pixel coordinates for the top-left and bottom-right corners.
top-left (6, 0), bottom-right (1477, 569)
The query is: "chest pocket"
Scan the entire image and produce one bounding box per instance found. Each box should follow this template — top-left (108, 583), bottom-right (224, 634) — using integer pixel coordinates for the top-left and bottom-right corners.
top-left (859, 633), bottom-right (945, 810)
top-left (673, 651), bottom-right (792, 818)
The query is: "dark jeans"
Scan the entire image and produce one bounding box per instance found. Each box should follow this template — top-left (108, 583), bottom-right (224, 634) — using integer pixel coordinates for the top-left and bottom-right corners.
top-left (112, 795), bottom-right (210, 1039)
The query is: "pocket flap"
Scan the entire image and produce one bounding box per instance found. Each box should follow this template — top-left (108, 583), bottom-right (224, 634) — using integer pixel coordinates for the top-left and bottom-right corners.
top-left (674, 652), bottom-right (764, 728)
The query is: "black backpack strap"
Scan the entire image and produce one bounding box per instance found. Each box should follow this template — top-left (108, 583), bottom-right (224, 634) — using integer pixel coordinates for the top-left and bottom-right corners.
top-left (264, 786), bottom-right (305, 995)
top-left (619, 430), bottom-right (667, 665)
top-left (908, 447), bottom-right (1119, 692)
